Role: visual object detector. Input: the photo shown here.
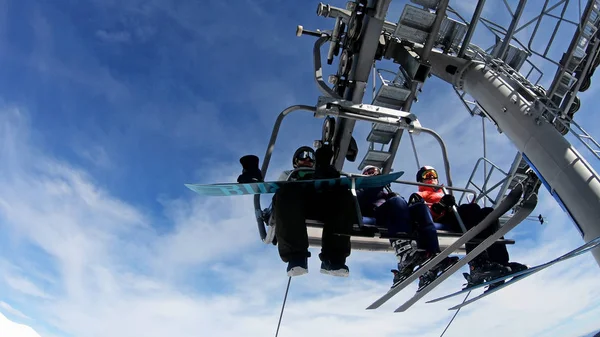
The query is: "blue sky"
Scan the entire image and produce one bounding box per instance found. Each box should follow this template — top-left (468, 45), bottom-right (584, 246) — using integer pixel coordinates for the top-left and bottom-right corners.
top-left (1, 0), bottom-right (600, 336)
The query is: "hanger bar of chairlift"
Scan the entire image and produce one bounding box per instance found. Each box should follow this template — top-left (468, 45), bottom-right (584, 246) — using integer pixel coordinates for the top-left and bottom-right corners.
top-left (315, 94), bottom-right (455, 188)
top-left (382, 0), bottom-right (449, 176)
top-left (333, 0), bottom-right (393, 170)
top-left (252, 98), bottom-right (462, 242)
top-left (254, 105), bottom-right (318, 241)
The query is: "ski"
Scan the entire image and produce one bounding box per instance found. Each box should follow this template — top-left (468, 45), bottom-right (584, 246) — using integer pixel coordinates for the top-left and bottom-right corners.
top-left (446, 235), bottom-right (600, 310)
top-left (366, 254), bottom-right (441, 310)
top-left (427, 235), bottom-right (600, 304)
top-left (392, 196), bottom-right (535, 312)
top-left (366, 185), bottom-right (526, 310)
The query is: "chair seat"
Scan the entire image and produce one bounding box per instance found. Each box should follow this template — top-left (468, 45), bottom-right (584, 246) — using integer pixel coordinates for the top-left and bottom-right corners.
top-left (305, 217), bottom-right (515, 244)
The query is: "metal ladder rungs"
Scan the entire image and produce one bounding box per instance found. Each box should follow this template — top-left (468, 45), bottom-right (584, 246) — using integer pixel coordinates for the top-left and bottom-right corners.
top-left (358, 149), bottom-right (393, 170)
top-left (562, 121), bottom-right (600, 161)
top-left (367, 129), bottom-right (398, 144)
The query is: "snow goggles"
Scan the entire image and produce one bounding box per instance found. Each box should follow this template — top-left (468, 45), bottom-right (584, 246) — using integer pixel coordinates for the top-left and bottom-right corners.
top-left (296, 151), bottom-right (314, 161)
top-left (363, 167), bottom-right (380, 175)
top-left (421, 169), bottom-right (438, 180)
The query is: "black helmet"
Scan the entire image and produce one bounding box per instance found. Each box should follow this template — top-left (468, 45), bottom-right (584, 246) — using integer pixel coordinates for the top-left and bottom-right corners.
top-left (292, 146), bottom-right (315, 168)
top-left (416, 166), bottom-right (438, 182)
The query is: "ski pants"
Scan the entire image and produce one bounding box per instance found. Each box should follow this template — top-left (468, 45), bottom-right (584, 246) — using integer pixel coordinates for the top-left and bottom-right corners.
top-left (439, 203), bottom-right (509, 265)
top-left (376, 196), bottom-right (440, 253)
top-left (273, 183), bottom-right (356, 265)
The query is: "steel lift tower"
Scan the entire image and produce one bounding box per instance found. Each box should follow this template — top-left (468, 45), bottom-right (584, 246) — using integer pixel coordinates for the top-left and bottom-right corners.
top-left (305, 0), bottom-right (600, 266)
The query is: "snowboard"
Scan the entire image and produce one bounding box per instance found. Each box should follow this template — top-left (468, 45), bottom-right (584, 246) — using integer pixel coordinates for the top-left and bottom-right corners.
top-left (185, 171), bottom-right (404, 197)
top-left (434, 235), bottom-right (600, 310)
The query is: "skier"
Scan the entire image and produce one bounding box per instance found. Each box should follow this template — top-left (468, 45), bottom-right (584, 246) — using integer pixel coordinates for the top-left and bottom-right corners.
top-left (356, 165), bottom-right (458, 288)
top-left (414, 166), bottom-right (527, 289)
top-left (238, 145), bottom-right (357, 278)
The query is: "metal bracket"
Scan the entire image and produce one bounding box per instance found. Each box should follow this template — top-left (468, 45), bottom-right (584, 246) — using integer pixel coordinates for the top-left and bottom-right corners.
top-left (350, 177), bottom-right (365, 229)
top-left (384, 39), bottom-right (431, 83)
top-left (315, 96), bottom-right (423, 134)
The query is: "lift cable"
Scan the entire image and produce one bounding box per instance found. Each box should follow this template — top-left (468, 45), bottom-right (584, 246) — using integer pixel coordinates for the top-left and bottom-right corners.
top-left (275, 276), bottom-right (292, 337)
top-left (439, 291), bottom-right (471, 337)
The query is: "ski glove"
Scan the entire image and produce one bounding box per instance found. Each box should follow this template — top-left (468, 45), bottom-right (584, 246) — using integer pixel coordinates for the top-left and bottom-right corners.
top-left (314, 146), bottom-right (340, 179)
top-left (431, 202), bottom-right (447, 215)
top-left (439, 194), bottom-right (456, 208)
top-left (431, 195), bottom-right (456, 215)
top-left (237, 155), bottom-right (264, 183)
top-left (385, 192), bottom-right (400, 199)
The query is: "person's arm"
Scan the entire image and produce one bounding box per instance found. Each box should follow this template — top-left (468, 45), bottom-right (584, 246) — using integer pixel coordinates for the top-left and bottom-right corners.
top-left (313, 146), bottom-right (340, 179)
top-left (237, 155), bottom-right (263, 183)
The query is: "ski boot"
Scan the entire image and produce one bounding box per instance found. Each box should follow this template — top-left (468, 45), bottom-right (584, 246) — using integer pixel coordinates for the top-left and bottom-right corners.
top-left (463, 255), bottom-right (512, 289)
top-left (485, 262), bottom-right (529, 292)
top-left (320, 260), bottom-right (349, 277)
top-left (390, 239), bottom-right (430, 288)
top-left (393, 239), bottom-right (429, 274)
top-left (287, 257), bottom-right (308, 277)
top-left (417, 255), bottom-right (460, 290)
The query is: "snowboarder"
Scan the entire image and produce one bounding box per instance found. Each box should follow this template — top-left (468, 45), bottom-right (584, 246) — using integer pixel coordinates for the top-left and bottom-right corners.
top-left (356, 165), bottom-right (458, 289)
top-left (277, 146), bottom-right (317, 181)
top-left (414, 165), bottom-right (527, 289)
top-left (238, 145), bottom-right (357, 278)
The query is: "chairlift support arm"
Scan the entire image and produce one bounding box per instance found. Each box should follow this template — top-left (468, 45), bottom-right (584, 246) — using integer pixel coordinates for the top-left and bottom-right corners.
top-left (426, 49), bottom-right (600, 266)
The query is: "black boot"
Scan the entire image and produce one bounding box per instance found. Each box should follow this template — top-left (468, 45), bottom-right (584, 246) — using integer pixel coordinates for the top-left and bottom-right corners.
top-left (463, 254), bottom-right (512, 288)
top-left (484, 262), bottom-right (529, 292)
top-left (506, 261), bottom-right (528, 273)
top-left (417, 256), bottom-right (459, 290)
top-left (392, 239), bottom-right (429, 276)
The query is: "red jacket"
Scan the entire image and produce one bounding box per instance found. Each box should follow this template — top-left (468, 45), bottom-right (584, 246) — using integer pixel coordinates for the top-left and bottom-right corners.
top-left (417, 185), bottom-right (446, 221)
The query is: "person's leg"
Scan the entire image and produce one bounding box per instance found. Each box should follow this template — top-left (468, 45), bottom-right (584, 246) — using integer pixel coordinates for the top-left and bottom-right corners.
top-left (274, 184), bottom-right (311, 276)
top-left (391, 201), bottom-right (442, 279)
top-left (456, 203), bottom-right (494, 263)
top-left (409, 202), bottom-right (440, 253)
top-left (408, 200), bottom-right (459, 289)
top-left (477, 207), bottom-right (509, 265)
top-left (318, 188), bottom-right (355, 276)
top-left (375, 196), bottom-right (412, 235)
top-left (456, 204), bottom-right (512, 286)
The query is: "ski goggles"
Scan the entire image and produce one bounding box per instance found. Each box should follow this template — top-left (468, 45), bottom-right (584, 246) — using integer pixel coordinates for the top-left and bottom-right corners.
top-left (421, 169), bottom-right (438, 180)
top-left (363, 166), bottom-right (381, 176)
top-left (296, 151), bottom-right (315, 161)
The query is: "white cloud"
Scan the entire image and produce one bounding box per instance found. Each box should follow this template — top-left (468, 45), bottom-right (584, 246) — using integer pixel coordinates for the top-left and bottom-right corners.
top-left (0, 302), bottom-right (31, 320)
top-left (95, 29), bottom-right (132, 43)
top-left (75, 145), bottom-right (113, 169)
top-left (0, 312), bottom-right (41, 337)
top-left (3, 275), bottom-right (52, 300)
